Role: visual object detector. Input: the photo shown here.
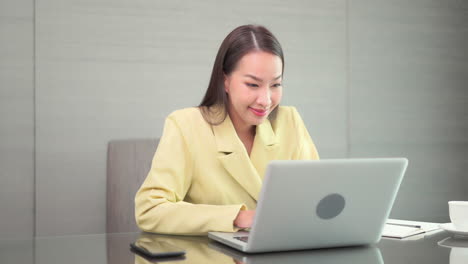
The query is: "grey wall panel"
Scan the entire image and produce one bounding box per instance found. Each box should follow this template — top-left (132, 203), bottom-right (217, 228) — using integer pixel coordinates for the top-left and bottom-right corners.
top-left (275, 1), bottom-right (347, 158)
top-left (349, 0), bottom-right (468, 222)
top-left (0, 240), bottom-right (34, 264)
top-left (36, 0), bottom-right (347, 235)
top-left (0, 0), bottom-right (34, 239)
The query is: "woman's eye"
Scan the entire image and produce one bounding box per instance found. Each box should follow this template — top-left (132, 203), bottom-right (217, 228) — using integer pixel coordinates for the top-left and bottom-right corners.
top-left (272, 83), bottom-right (282, 88)
top-left (246, 83), bottom-right (259, 88)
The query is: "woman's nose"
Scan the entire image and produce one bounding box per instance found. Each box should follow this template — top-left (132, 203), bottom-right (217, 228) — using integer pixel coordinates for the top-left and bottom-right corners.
top-left (257, 87), bottom-right (272, 107)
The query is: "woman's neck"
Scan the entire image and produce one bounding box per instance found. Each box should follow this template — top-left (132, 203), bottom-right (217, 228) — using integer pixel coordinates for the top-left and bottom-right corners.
top-left (228, 110), bottom-right (255, 139)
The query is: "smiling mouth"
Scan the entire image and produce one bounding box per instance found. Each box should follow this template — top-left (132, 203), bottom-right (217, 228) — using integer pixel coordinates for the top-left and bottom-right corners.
top-left (249, 107), bottom-right (268, 117)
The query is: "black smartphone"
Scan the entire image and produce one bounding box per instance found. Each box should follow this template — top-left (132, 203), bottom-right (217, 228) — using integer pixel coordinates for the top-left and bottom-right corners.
top-left (130, 241), bottom-right (186, 258)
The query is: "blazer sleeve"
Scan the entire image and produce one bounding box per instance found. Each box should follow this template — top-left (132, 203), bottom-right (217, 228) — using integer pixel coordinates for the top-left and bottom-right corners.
top-left (135, 115), bottom-right (245, 235)
top-left (291, 107), bottom-right (320, 160)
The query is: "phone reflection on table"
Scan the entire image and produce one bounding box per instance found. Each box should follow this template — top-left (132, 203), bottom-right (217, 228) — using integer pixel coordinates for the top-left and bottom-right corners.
top-left (131, 232), bottom-right (235, 264)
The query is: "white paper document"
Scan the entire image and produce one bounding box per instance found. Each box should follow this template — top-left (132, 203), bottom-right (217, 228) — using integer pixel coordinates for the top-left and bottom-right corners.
top-left (382, 219), bottom-right (442, 239)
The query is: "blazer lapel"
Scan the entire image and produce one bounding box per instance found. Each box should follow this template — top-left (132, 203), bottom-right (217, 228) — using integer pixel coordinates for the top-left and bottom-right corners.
top-left (250, 119), bottom-right (279, 180)
top-left (213, 114), bottom-right (262, 201)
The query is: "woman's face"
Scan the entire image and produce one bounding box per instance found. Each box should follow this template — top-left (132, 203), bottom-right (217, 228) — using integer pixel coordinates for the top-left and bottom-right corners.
top-left (224, 51), bottom-right (283, 131)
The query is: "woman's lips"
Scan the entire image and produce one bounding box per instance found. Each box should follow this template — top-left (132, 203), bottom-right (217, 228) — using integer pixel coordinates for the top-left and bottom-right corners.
top-left (249, 107), bottom-right (268, 117)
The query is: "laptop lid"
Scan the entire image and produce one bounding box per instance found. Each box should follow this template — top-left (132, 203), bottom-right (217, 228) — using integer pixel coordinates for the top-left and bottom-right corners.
top-left (244, 158), bottom-right (408, 252)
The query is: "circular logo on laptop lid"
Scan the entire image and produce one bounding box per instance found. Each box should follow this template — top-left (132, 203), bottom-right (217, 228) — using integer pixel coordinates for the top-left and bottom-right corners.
top-left (316, 193), bottom-right (346, 219)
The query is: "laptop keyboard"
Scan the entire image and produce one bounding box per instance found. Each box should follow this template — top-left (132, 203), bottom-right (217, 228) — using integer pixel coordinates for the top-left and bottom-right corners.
top-left (234, 236), bottom-right (249, 243)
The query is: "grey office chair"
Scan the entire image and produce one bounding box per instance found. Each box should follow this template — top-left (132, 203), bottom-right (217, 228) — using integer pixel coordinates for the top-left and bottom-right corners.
top-left (106, 138), bottom-right (159, 233)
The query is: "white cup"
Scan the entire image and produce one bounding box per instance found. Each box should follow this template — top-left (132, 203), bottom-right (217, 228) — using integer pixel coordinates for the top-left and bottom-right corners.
top-left (449, 201), bottom-right (468, 231)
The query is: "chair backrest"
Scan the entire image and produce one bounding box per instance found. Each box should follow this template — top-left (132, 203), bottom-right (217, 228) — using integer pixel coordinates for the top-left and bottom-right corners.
top-left (106, 138), bottom-right (159, 233)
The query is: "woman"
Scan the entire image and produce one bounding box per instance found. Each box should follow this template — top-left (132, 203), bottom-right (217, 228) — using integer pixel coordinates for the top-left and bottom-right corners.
top-left (135, 25), bottom-right (319, 235)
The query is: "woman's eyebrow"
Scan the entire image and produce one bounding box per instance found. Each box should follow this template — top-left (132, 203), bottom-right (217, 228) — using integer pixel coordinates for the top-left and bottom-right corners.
top-left (272, 75), bottom-right (282, 81)
top-left (244, 74), bottom-right (282, 82)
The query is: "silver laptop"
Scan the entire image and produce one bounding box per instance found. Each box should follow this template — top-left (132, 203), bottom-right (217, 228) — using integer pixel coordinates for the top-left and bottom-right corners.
top-left (208, 158), bottom-right (408, 253)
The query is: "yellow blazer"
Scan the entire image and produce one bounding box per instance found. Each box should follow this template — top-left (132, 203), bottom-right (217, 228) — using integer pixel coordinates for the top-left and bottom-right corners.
top-left (135, 106), bottom-right (319, 235)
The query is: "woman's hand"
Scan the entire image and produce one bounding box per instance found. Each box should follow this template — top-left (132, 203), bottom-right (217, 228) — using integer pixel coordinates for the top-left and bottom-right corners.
top-left (234, 210), bottom-right (255, 228)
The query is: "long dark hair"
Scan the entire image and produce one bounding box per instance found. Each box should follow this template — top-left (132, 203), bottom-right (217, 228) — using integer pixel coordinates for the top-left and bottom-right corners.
top-left (199, 24), bottom-right (284, 125)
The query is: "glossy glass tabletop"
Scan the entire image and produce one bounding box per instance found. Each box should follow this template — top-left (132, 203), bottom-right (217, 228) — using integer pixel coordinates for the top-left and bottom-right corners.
top-left (1, 230), bottom-right (467, 264)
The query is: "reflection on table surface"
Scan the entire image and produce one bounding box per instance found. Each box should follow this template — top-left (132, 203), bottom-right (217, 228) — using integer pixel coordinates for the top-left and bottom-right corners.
top-left (0, 230), bottom-right (462, 264)
top-left (133, 232), bottom-right (382, 264)
top-left (438, 237), bottom-right (468, 264)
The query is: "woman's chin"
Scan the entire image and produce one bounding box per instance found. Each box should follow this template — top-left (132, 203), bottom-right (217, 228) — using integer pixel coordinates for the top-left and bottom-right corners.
top-left (248, 115), bottom-right (269, 126)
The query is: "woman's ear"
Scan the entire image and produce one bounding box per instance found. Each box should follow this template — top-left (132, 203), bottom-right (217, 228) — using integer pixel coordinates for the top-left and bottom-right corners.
top-left (224, 74), bottom-right (229, 93)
